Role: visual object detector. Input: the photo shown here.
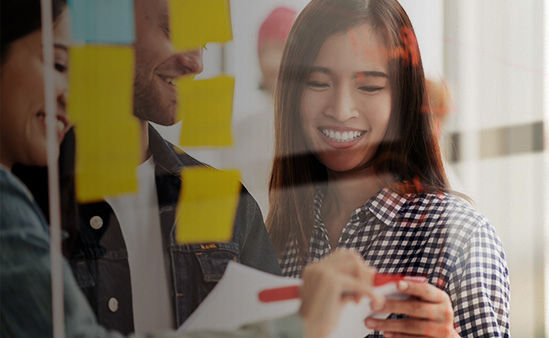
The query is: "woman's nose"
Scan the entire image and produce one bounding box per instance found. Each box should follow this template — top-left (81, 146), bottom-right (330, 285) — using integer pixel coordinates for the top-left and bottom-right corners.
top-left (55, 75), bottom-right (68, 111)
top-left (324, 85), bottom-right (358, 121)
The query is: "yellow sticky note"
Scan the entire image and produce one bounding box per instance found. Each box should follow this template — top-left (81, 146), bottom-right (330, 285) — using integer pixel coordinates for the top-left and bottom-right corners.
top-left (168, 0), bottom-right (232, 51)
top-left (67, 46), bottom-right (140, 203)
top-left (176, 168), bottom-right (241, 244)
top-left (178, 75), bottom-right (234, 147)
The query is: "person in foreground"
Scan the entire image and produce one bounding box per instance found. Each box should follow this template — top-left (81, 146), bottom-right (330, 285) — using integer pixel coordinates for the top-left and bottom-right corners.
top-left (0, 1), bottom-right (384, 337)
top-left (266, 0), bottom-right (510, 336)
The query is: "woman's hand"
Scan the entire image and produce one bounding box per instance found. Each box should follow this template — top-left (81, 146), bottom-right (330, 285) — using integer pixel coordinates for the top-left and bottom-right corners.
top-left (299, 248), bottom-right (384, 338)
top-left (365, 280), bottom-right (459, 337)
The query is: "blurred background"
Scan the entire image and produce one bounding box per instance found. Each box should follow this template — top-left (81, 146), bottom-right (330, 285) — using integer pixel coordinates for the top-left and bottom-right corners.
top-left (153, 1), bottom-right (549, 336)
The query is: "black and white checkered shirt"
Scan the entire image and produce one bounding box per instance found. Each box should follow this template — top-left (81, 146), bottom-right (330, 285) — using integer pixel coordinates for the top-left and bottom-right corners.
top-left (279, 188), bottom-right (510, 337)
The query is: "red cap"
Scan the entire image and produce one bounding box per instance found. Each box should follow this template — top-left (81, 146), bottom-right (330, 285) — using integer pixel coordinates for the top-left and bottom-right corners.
top-left (258, 7), bottom-right (297, 53)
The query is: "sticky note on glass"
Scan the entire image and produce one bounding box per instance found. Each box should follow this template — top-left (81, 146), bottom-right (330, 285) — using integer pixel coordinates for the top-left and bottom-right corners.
top-left (68, 0), bottom-right (135, 44)
top-left (67, 46), bottom-right (140, 203)
top-left (168, 0), bottom-right (232, 50)
top-left (176, 168), bottom-right (241, 244)
top-left (178, 75), bottom-right (234, 147)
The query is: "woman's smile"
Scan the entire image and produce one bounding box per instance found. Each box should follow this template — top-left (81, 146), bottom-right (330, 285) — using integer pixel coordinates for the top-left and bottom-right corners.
top-left (36, 112), bottom-right (70, 142)
top-left (317, 126), bottom-right (367, 149)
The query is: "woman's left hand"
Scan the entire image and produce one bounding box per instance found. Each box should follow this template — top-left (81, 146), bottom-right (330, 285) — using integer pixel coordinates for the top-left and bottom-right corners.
top-left (365, 280), bottom-right (460, 337)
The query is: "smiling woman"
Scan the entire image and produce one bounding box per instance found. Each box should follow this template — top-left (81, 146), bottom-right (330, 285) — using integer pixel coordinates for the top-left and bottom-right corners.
top-left (0, 1), bottom-right (70, 168)
top-left (267, 0), bottom-right (510, 336)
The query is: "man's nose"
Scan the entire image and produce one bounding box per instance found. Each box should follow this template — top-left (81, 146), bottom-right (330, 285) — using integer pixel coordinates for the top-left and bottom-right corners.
top-left (175, 48), bottom-right (204, 76)
top-left (324, 85), bottom-right (358, 121)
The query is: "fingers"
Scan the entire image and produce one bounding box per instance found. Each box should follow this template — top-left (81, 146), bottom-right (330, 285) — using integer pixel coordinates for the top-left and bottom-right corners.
top-left (337, 274), bottom-right (377, 301)
top-left (299, 252), bottom-right (381, 338)
top-left (303, 262), bottom-right (374, 301)
top-left (397, 280), bottom-right (450, 305)
top-left (365, 318), bottom-right (454, 337)
top-left (304, 249), bottom-right (385, 306)
top-left (329, 249), bottom-right (386, 306)
top-left (327, 248), bottom-right (373, 275)
top-left (366, 282), bottom-right (456, 337)
top-left (375, 299), bottom-right (450, 322)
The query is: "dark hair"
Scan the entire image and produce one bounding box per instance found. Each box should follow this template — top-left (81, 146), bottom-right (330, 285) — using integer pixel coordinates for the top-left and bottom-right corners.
top-left (267, 0), bottom-right (449, 259)
top-left (13, 129), bottom-right (79, 257)
top-left (1, 0), bottom-right (67, 62)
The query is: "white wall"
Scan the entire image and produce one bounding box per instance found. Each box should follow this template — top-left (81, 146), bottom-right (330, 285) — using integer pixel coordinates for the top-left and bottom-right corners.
top-left (444, 0), bottom-right (546, 335)
top-left (398, 0), bottom-right (444, 78)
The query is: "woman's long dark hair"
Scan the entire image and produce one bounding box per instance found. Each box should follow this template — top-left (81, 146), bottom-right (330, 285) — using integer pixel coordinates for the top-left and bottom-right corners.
top-left (13, 131), bottom-right (78, 257)
top-left (1, 0), bottom-right (67, 62)
top-left (267, 0), bottom-right (448, 260)
top-left (2, 0), bottom-right (76, 256)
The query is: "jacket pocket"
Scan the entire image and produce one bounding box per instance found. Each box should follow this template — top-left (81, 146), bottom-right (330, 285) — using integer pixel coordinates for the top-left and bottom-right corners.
top-left (193, 242), bottom-right (239, 282)
top-left (70, 260), bottom-right (96, 288)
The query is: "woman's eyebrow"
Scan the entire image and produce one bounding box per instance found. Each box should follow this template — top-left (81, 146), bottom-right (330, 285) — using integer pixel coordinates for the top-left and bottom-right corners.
top-left (309, 66), bottom-right (331, 75)
top-left (354, 71), bottom-right (388, 79)
top-left (53, 43), bottom-right (68, 51)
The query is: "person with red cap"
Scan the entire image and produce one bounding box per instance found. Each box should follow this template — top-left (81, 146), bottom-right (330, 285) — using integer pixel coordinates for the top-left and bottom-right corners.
top-left (258, 7), bottom-right (297, 94)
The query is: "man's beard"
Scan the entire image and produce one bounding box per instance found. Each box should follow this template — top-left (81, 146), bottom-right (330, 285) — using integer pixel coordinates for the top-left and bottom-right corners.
top-left (133, 73), bottom-right (176, 126)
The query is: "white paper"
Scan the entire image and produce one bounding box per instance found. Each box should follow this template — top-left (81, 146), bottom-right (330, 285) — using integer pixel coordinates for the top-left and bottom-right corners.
top-left (179, 262), bottom-right (301, 332)
top-left (178, 262), bottom-right (408, 337)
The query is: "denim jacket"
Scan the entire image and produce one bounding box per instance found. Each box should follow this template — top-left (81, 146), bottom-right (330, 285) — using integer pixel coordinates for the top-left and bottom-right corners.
top-left (68, 125), bottom-right (281, 334)
top-left (0, 166), bottom-right (302, 338)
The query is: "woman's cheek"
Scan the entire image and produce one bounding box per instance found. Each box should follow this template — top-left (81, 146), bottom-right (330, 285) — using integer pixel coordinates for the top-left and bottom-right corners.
top-left (364, 95), bottom-right (391, 130)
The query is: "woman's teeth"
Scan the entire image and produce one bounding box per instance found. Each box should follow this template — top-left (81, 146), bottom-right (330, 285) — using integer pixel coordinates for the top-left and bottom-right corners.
top-left (320, 128), bottom-right (365, 143)
top-left (161, 76), bottom-right (175, 86)
top-left (37, 113), bottom-right (67, 132)
top-left (56, 119), bottom-right (65, 132)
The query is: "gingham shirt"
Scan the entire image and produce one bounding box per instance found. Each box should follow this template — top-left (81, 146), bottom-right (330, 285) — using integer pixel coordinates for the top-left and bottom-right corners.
top-left (280, 188), bottom-right (510, 337)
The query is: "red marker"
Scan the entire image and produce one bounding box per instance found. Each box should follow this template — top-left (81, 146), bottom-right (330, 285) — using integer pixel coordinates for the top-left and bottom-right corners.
top-left (258, 285), bottom-right (300, 303)
top-left (258, 274), bottom-right (426, 303)
top-left (373, 274), bottom-right (426, 287)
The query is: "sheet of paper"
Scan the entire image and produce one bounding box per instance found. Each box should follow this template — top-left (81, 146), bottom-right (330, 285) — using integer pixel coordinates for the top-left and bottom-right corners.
top-left (176, 168), bottom-right (241, 244)
top-left (68, 0), bottom-right (135, 45)
top-left (177, 75), bottom-right (234, 147)
top-left (179, 262), bottom-right (301, 332)
top-left (67, 46), bottom-right (140, 203)
top-left (168, 0), bottom-right (232, 51)
top-left (179, 262), bottom-right (409, 337)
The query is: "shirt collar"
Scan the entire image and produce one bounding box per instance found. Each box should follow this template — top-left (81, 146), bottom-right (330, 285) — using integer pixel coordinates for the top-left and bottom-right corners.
top-left (369, 188), bottom-right (447, 228)
top-left (367, 188), bottom-right (409, 227)
top-left (314, 186), bottom-right (445, 229)
top-left (148, 124), bottom-right (185, 177)
top-left (148, 123), bottom-right (207, 176)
